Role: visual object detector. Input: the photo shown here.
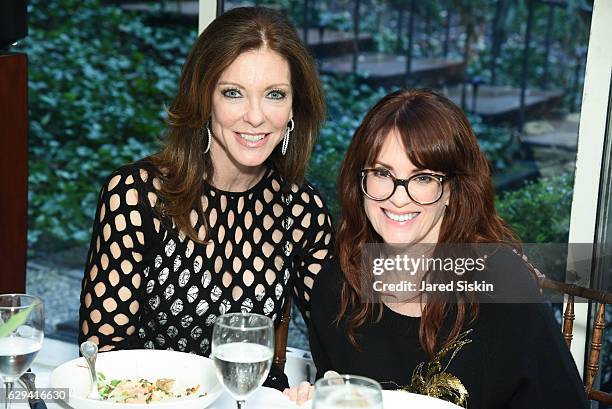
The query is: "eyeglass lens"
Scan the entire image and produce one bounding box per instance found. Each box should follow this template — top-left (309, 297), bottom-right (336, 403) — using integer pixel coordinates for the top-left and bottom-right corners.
top-left (363, 171), bottom-right (443, 204)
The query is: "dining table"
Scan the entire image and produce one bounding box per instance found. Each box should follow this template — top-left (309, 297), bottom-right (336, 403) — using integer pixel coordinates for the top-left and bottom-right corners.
top-left (10, 338), bottom-right (459, 409)
top-left (11, 382), bottom-right (299, 409)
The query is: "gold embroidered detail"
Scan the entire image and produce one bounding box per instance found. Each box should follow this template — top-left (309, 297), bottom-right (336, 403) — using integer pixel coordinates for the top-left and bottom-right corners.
top-left (386, 329), bottom-right (472, 408)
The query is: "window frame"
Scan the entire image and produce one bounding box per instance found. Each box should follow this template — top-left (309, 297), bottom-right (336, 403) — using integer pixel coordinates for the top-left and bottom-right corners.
top-left (565, 0), bottom-right (612, 375)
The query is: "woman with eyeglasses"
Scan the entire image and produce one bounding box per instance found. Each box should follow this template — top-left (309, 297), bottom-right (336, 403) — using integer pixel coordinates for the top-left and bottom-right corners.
top-left (284, 89), bottom-right (587, 408)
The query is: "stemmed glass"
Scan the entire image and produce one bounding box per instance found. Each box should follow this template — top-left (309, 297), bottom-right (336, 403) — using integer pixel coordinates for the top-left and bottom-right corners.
top-left (312, 375), bottom-right (383, 409)
top-left (212, 313), bottom-right (274, 409)
top-left (0, 294), bottom-right (44, 409)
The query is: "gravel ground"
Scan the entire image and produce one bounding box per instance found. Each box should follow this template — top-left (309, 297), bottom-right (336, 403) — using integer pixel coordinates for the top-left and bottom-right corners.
top-left (26, 262), bottom-right (82, 340)
top-left (26, 258), bottom-right (311, 350)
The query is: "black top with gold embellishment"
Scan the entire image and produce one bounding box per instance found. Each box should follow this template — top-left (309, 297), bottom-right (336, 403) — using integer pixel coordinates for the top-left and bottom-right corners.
top-left (309, 250), bottom-right (589, 409)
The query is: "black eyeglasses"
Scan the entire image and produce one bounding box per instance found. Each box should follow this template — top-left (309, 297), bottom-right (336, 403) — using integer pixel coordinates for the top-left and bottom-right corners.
top-left (360, 168), bottom-right (449, 204)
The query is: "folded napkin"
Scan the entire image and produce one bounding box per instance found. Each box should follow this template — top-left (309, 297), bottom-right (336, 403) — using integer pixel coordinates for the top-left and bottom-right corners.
top-left (210, 387), bottom-right (305, 409)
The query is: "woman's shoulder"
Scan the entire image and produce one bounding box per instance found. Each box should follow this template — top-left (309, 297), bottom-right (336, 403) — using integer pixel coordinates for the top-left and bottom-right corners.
top-left (96, 159), bottom-right (161, 217)
top-left (102, 158), bottom-right (149, 182)
top-left (474, 244), bottom-right (542, 303)
top-left (315, 257), bottom-right (342, 287)
top-left (101, 158), bottom-right (158, 193)
top-left (309, 257), bottom-right (339, 295)
top-left (109, 158), bottom-right (157, 179)
top-left (473, 246), bottom-right (558, 334)
top-left (310, 258), bottom-right (343, 314)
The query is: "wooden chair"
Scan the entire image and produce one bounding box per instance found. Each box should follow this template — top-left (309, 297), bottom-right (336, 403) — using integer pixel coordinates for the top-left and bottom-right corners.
top-left (273, 297), bottom-right (292, 371)
top-left (538, 275), bottom-right (612, 405)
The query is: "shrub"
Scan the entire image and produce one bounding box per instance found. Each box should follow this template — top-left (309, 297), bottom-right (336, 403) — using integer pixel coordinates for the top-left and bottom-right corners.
top-left (496, 171), bottom-right (574, 243)
top-left (468, 114), bottom-right (519, 170)
top-left (18, 0), bottom-right (196, 250)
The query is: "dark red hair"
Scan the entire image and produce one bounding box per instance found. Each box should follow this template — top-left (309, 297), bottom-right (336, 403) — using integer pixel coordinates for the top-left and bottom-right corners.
top-left (336, 89), bottom-right (518, 357)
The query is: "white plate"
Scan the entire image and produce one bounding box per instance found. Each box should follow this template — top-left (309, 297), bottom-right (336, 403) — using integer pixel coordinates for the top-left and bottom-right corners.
top-left (296, 389), bottom-right (462, 409)
top-left (50, 349), bottom-right (223, 409)
top-left (383, 390), bottom-right (462, 408)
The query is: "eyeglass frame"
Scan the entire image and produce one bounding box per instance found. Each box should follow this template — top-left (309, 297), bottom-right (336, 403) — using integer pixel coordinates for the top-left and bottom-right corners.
top-left (360, 168), bottom-right (450, 205)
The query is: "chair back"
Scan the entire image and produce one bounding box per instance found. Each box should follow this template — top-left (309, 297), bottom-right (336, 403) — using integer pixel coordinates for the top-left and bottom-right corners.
top-left (273, 297), bottom-right (292, 371)
top-left (538, 275), bottom-right (612, 405)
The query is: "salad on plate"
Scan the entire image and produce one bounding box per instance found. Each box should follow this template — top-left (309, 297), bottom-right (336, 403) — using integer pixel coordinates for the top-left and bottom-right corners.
top-left (96, 372), bottom-right (204, 404)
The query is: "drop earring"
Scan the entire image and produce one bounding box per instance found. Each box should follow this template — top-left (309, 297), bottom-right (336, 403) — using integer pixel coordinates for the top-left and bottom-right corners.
top-left (202, 120), bottom-right (212, 154)
top-left (281, 118), bottom-right (294, 156)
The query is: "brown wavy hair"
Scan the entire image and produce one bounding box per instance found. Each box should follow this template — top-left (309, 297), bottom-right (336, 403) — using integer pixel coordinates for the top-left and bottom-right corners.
top-left (148, 7), bottom-right (325, 242)
top-left (336, 89), bottom-right (518, 357)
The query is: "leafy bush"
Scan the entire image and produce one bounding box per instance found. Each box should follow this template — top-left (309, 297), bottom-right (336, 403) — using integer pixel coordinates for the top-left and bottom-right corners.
top-left (464, 0), bottom-right (590, 98)
top-left (496, 171), bottom-right (574, 243)
top-left (468, 114), bottom-right (519, 170)
top-left (18, 0), bottom-right (196, 250)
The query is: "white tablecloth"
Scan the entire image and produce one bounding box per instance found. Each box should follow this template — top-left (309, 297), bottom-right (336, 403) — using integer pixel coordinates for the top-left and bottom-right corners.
top-left (10, 381), bottom-right (297, 409)
top-left (9, 339), bottom-right (457, 409)
top-left (14, 373), bottom-right (459, 409)
top-left (10, 356), bottom-right (299, 409)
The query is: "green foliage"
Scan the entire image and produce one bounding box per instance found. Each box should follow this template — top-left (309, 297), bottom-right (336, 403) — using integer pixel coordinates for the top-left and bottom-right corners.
top-left (355, 0), bottom-right (590, 100)
top-left (465, 0), bottom-right (590, 94)
top-left (496, 172), bottom-right (574, 243)
top-left (468, 114), bottom-right (519, 170)
top-left (276, 0), bottom-right (356, 31)
top-left (18, 0), bottom-right (196, 250)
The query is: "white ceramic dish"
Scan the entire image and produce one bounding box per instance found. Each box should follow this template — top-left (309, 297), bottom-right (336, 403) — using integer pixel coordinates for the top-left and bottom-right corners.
top-left (382, 390), bottom-right (462, 408)
top-left (50, 349), bottom-right (223, 409)
top-left (299, 389), bottom-right (461, 409)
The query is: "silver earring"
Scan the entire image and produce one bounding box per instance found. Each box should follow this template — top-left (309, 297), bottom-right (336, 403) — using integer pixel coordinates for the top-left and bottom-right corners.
top-left (203, 121), bottom-right (212, 154)
top-left (281, 118), bottom-right (294, 156)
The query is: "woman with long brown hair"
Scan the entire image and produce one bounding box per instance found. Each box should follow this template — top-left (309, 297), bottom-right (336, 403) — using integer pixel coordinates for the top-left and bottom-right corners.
top-left (285, 89), bottom-right (587, 408)
top-left (78, 7), bottom-right (333, 389)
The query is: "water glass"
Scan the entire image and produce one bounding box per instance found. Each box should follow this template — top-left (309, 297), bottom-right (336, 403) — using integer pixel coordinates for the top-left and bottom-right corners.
top-left (212, 313), bottom-right (274, 409)
top-left (0, 294), bottom-right (44, 409)
top-left (313, 374), bottom-right (383, 409)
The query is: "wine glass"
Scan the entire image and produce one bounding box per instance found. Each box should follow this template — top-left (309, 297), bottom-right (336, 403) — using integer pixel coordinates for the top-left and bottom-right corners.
top-left (312, 374), bottom-right (383, 409)
top-left (212, 313), bottom-right (274, 409)
top-left (0, 294), bottom-right (44, 409)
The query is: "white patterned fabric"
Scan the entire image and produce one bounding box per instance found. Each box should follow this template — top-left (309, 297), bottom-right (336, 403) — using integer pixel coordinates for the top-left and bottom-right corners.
top-left (78, 160), bottom-right (334, 355)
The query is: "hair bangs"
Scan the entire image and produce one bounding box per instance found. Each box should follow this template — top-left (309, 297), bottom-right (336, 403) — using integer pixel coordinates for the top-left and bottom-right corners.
top-left (393, 100), bottom-right (462, 176)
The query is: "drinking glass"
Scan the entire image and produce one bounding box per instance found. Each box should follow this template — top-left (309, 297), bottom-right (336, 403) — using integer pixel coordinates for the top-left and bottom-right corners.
top-left (313, 375), bottom-right (383, 409)
top-left (0, 294), bottom-right (44, 409)
top-left (212, 313), bottom-right (274, 409)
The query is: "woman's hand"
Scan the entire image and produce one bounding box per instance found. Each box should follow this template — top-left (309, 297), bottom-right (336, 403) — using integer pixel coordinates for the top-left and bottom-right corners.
top-left (283, 381), bottom-right (314, 405)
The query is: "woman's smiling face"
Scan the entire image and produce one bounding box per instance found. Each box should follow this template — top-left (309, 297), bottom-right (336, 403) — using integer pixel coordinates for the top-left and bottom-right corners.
top-left (209, 47), bottom-right (293, 169)
top-left (363, 130), bottom-right (450, 245)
